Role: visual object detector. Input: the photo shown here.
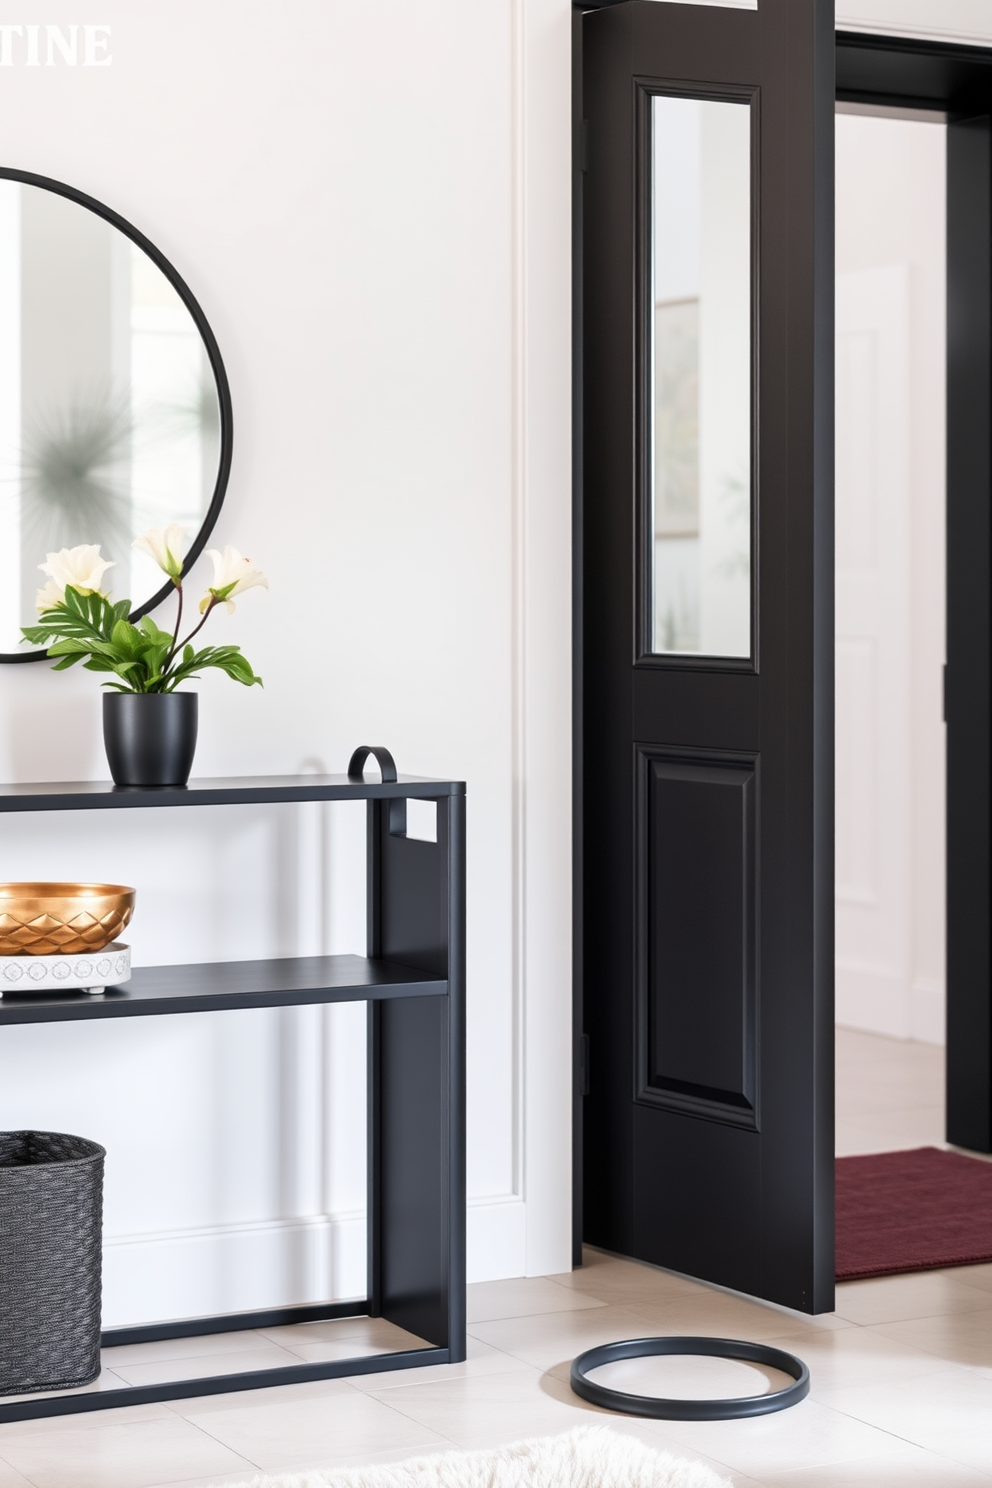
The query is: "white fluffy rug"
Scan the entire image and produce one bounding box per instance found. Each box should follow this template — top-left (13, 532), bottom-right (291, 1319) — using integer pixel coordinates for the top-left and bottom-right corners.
top-left (216, 1426), bottom-right (730, 1488)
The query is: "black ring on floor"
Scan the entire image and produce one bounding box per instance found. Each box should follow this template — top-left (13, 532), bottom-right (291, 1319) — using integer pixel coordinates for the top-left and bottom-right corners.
top-left (569, 1336), bottom-right (810, 1421)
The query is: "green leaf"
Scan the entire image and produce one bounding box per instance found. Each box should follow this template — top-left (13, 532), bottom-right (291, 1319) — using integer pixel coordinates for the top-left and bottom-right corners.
top-left (110, 619), bottom-right (144, 658)
top-left (138, 614), bottom-right (174, 647)
top-left (47, 639), bottom-right (94, 657)
top-left (166, 643), bottom-right (262, 690)
top-left (108, 598), bottom-right (132, 635)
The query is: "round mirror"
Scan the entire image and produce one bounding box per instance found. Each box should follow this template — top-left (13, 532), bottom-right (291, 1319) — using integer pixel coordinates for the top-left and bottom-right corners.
top-left (0, 169), bottom-right (232, 661)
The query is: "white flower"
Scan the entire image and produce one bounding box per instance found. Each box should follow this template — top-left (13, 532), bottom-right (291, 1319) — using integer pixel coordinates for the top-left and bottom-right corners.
top-left (35, 578), bottom-right (65, 613)
top-left (133, 524), bottom-right (188, 581)
top-left (199, 546), bottom-right (269, 614)
top-left (39, 544), bottom-right (114, 598)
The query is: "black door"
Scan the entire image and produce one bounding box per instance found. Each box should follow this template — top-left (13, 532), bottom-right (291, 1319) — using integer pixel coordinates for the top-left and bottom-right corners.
top-left (580, 0), bottom-right (835, 1314)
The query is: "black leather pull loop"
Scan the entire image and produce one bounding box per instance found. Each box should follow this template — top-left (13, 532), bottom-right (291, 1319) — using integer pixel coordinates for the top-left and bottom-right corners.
top-left (347, 745), bottom-right (398, 783)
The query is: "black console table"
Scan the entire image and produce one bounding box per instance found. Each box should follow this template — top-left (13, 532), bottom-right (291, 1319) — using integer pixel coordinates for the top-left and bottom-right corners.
top-left (0, 749), bottom-right (466, 1422)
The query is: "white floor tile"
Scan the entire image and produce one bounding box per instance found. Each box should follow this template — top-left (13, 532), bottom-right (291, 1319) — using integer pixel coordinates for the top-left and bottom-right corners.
top-left (467, 1304), bottom-right (674, 1371)
top-left (835, 1029), bottom-right (946, 1155)
top-left (657, 1398), bottom-right (907, 1479)
top-left (836, 1109), bottom-right (947, 1155)
top-left (754, 1439), bottom-right (992, 1485)
top-left (820, 1366), bottom-right (992, 1475)
top-left (364, 1366), bottom-right (604, 1450)
top-left (0, 1415), bottom-right (253, 1488)
top-left (180, 1385), bottom-right (450, 1471)
top-left (867, 1309), bottom-right (992, 1371)
top-left (344, 1339), bottom-right (524, 1394)
top-left (548, 1249), bottom-right (708, 1304)
top-left (574, 1352), bottom-right (794, 1402)
top-left (163, 1377), bottom-right (362, 1420)
top-left (620, 1291), bottom-right (851, 1343)
top-left (258, 1318), bottom-right (424, 1350)
top-left (111, 1342), bottom-right (303, 1388)
top-left (283, 1341), bottom-right (403, 1365)
top-left (833, 1272), bottom-right (992, 1326)
top-left (0, 1459), bottom-right (36, 1488)
top-left (0, 1403), bottom-right (177, 1441)
top-left (103, 1329), bottom-right (274, 1367)
top-left (762, 1324), bottom-right (958, 1406)
top-left (466, 1277), bottom-right (605, 1323)
top-left (231, 1317), bottom-right (431, 1369)
top-left (942, 1262), bottom-right (992, 1295)
top-left (146, 1475), bottom-right (261, 1488)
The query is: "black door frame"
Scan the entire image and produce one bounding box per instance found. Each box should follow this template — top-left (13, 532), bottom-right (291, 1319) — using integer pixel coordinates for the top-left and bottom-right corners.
top-left (574, 16), bottom-right (992, 1264)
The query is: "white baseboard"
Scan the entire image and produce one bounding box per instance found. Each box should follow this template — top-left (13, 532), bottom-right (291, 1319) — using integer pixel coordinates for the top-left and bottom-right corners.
top-left (103, 1211), bottom-right (368, 1328)
top-left (467, 1195), bottom-right (527, 1282)
top-left (836, 962), bottom-right (945, 1046)
top-left (103, 1195), bottom-right (530, 1328)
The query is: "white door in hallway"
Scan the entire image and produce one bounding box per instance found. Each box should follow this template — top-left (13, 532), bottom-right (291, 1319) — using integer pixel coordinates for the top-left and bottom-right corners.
top-left (835, 263), bottom-right (915, 1039)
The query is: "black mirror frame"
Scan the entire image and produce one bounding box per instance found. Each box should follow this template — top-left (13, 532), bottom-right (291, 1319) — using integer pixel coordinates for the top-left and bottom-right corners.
top-left (0, 167), bottom-right (233, 664)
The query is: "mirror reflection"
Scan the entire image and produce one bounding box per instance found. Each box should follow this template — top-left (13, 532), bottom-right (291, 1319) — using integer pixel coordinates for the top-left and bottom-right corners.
top-left (651, 94), bottom-right (752, 659)
top-left (0, 178), bottom-right (224, 655)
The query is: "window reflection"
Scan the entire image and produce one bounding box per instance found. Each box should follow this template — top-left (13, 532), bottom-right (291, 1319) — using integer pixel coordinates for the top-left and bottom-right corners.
top-left (651, 95), bottom-right (752, 659)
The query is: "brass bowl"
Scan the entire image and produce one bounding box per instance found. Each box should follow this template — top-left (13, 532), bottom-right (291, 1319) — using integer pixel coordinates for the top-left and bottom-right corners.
top-left (0, 883), bottom-right (135, 957)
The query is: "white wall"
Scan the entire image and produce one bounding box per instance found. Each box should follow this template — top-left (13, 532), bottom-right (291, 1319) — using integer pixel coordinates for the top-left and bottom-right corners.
top-left (0, 0), bottom-right (572, 1322)
top-left (834, 114), bottom-right (947, 1045)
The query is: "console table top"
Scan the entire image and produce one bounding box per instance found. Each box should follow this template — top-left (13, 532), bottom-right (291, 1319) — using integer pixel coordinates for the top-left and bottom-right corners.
top-left (0, 773), bottom-right (465, 811)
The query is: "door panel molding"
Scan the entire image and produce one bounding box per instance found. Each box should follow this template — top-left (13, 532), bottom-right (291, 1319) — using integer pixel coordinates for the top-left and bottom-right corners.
top-left (634, 744), bottom-right (759, 1130)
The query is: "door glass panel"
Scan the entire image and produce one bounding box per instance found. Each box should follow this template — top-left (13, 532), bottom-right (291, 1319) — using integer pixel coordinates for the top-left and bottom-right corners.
top-left (650, 94), bottom-right (752, 659)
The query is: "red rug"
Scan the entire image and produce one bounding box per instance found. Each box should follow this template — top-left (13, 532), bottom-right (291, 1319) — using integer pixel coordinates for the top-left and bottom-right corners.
top-left (836, 1146), bottom-right (992, 1280)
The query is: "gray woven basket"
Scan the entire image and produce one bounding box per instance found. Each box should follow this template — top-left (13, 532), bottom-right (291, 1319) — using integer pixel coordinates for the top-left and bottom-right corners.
top-left (0, 1131), bottom-right (104, 1395)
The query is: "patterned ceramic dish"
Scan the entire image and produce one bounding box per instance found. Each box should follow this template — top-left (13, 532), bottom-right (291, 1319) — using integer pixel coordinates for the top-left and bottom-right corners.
top-left (0, 942), bottom-right (131, 996)
top-left (0, 884), bottom-right (135, 956)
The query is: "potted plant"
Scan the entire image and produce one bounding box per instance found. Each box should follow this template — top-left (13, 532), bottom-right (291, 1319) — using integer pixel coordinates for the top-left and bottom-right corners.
top-left (22, 527), bottom-right (267, 787)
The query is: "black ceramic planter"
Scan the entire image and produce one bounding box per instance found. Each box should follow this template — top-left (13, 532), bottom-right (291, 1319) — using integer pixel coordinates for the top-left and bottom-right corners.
top-left (103, 693), bottom-right (198, 787)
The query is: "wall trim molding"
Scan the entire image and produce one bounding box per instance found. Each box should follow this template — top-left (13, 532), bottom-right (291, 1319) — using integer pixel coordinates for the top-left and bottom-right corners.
top-left (836, 961), bottom-right (945, 1046)
top-left (836, 17), bottom-right (992, 46)
top-left (468, 1194), bottom-right (528, 1281)
top-left (519, 0), bottom-right (574, 1277)
top-left (102, 1194), bottom-right (531, 1328)
top-left (510, 0), bottom-right (528, 1217)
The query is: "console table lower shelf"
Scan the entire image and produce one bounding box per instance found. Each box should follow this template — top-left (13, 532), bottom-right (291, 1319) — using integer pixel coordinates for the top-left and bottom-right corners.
top-left (0, 1304), bottom-right (452, 1424)
top-left (0, 950), bottom-right (466, 1423)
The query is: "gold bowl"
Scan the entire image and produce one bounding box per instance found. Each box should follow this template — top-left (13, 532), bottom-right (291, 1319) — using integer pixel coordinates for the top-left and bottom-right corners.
top-left (0, 883), bottom-right (135, 957)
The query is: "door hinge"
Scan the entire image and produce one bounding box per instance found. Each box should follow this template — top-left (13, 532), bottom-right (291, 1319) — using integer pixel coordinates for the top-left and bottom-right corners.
top-left (943, 663), bottom-right (948, 723)
top-left (578, 1033), bottom-right (590, 1096)
top-left (579, 119), bottom-right (589, 174)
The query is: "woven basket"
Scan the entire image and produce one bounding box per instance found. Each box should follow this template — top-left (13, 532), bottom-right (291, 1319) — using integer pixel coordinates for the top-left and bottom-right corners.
top-left (0, 1131), bottom-right (104, 1395)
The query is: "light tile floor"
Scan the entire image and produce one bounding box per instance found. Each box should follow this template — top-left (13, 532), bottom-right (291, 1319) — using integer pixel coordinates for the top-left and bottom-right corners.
top-left (2, 1029), bottom-right (990, 1487)
top-left (835, 1026), bottom-right (945, 1157)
